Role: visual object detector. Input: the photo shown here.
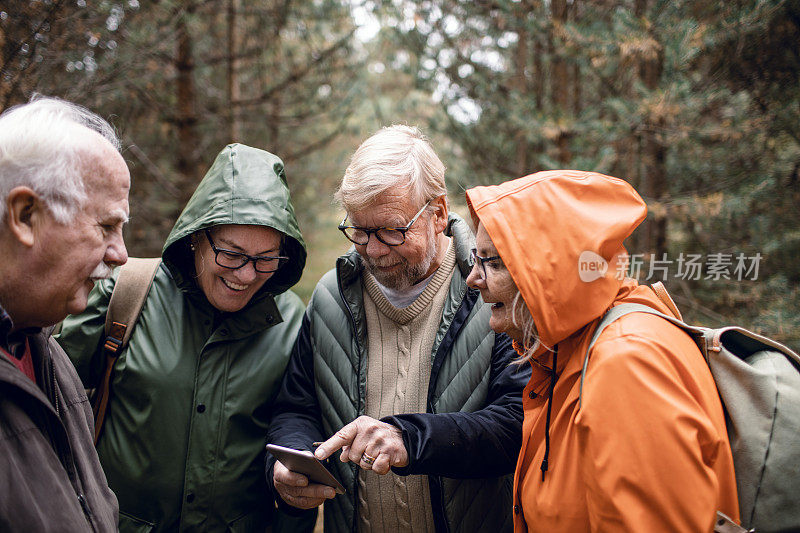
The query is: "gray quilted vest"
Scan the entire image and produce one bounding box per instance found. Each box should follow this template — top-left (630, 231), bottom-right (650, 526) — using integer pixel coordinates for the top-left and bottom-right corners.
top-left (309, 216), bottom-right (513, 533)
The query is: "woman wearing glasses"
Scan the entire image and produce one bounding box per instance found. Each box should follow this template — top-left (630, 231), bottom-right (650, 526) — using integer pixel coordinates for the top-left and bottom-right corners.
top-left (464, 171), bottom-right (739, 532)
top-left (57, 144), bottom-right (315, 532)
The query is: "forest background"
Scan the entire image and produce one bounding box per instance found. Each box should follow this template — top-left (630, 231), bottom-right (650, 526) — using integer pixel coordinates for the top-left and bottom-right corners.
top-left (2, 0), bottom-right (799, 344)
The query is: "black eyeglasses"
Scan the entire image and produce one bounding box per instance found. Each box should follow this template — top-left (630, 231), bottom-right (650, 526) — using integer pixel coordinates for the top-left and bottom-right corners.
top-left (470, 248), bottom-right (502, 280)
top-left (338, 199), bottom-right (432, 246)
top-left (204, 229), bottom-right (288, 273)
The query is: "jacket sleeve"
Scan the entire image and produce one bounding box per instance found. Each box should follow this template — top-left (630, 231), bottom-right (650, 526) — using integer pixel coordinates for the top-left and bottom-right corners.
top-left (54, 273), bottom-right (118, 388)
top-left (385, 332), bottom-right (529, 478)
top-left (577, 323), bottom-right (735, 532)
top-left (265, 309), bottom-right (327, 510)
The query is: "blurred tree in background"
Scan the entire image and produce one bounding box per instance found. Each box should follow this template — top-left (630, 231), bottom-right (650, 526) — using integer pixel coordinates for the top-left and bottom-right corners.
top-left (372, 0), bottom-right (800, 342)
top-left (1, 0), bottom-right (362, 253)
top-left (1, 0), bottom-right (798, 341)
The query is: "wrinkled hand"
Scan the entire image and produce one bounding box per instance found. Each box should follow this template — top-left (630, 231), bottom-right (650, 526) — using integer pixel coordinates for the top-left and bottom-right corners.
top-left (314, 415), bottom-right (408, 475)
top-left (273, 460), bottom-right (336, 509)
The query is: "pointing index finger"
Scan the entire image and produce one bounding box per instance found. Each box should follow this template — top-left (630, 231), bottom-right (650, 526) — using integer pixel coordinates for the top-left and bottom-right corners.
top-left (315, 425), bottom-right (356, 460)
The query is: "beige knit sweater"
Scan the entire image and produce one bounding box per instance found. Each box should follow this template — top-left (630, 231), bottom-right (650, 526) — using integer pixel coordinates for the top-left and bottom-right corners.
top-left (356, 242), bottom-right (456, 533)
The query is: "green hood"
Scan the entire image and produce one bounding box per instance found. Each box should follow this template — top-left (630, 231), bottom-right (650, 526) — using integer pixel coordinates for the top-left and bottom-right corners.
top-left (162, 143), bottom-right (306, 297)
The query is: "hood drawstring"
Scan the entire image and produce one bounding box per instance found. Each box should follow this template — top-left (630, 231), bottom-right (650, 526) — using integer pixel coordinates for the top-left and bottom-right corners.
top-left (541, 344), bottom-right (559, 481)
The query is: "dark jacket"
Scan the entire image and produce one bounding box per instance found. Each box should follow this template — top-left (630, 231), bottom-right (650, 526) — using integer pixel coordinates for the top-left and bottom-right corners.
top-left (267, 214), bottom-right (529, 533)
top-left (0, 317), bottom-right (118, 532)
top-left (57, 144), bottom-right (309, 532)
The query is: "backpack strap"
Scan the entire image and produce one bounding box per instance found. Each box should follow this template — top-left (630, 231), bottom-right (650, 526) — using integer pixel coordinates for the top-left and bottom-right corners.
top-left (93, 257), bottom-right (160, 443)
top-left (650, 282), bottom-right (800, 363)
top-left (651, 281), bottom-right (683, 320)
top-left (578, 300), bottom-right (800, 406)
top-left (578, 302), bottom-right (706, 409)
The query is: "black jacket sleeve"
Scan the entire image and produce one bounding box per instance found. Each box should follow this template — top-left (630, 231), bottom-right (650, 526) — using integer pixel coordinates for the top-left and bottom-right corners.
top-left (384, 333), bottom-right (529, 479)
top-left (265, 310), bottom-right (327, 512)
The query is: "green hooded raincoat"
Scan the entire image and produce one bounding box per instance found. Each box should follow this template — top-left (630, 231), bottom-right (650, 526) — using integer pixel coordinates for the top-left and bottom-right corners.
top-left (57, 144), bottom-right (308, 532)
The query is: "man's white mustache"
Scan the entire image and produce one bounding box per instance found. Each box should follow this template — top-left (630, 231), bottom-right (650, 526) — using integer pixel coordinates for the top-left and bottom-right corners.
top-left (366, 258), bottom-right (400, 268)
top-left (90, 262), bottom-right (113, 280)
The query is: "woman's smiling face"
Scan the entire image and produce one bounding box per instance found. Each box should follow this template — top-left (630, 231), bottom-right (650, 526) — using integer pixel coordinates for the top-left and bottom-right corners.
top-left (466, 222), bottom-right (525, 344)
top-left (193, 224), bottom-right (282, 312)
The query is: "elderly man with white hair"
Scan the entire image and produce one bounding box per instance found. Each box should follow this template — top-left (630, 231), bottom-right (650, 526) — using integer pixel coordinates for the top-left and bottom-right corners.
top-left (267, 125), bottom-right (528, 533)
top-left (0, 96), bottom-right (128, 531)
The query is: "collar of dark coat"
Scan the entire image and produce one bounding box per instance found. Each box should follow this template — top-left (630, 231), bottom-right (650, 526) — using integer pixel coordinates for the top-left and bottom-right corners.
top-left (1, 332), bottom-right (82, 485)
top-left (0, 330), bottom-right (59, 418)
top-left (336, 213), bottom-right (475, 287)
top-left (0, 302), bottom-right (45, 360)
top-left (446, 213), bottom-right (477, 278)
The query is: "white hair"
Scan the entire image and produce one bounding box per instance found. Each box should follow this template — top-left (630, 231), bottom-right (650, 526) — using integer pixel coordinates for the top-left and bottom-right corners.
top-left (335, 124), bottom-right (447, 212)
top-left (0, 95), bottom-right (121, 224)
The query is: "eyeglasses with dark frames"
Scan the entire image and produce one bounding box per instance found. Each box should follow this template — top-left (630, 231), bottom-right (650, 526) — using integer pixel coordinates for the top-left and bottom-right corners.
top-left (470, 248), bottom-right (502, 280)
top-left (204, 229), bottom-right (289, 273)
top-left (338, 199), bottom-right (432, 247)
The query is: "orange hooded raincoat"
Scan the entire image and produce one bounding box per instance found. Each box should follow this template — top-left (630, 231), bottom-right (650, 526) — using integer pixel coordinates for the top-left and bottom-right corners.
top-left (466, 171), bottom-right (739, 532)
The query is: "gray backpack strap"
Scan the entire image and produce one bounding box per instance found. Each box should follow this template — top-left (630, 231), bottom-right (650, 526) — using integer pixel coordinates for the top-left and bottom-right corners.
top-left (578, 303), bottom-right (704, 409)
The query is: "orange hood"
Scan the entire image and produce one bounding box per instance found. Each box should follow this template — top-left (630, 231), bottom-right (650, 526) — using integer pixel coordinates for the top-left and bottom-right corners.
top-left (466, 170), bottom-right (647, 349)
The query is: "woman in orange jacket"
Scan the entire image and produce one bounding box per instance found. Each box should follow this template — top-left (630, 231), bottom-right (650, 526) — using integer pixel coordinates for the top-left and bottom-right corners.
top-left (464, 170), bottom-right (739, 532)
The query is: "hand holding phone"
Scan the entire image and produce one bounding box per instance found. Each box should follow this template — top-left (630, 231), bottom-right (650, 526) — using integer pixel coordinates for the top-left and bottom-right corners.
top-left (267, 444), bottom-right (346, 495)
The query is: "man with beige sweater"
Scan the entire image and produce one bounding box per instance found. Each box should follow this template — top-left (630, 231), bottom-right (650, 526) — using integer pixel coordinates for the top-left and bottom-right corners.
top-left (267, 125), bottom-right (528, 533)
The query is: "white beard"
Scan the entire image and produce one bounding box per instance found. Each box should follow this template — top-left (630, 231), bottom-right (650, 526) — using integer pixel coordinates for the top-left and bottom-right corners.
top-left (363, 225), bottom-right (439, 290)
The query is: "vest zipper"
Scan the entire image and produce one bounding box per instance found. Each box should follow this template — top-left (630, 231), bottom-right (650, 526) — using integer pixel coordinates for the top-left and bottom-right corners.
top-left (337, 267), bottom-right (364, 532)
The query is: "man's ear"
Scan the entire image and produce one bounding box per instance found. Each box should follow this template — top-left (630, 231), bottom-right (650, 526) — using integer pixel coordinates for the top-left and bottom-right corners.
top-left (431, 195), bottom-right (449, 233)
top-left (5, 187), bottom-right (45, 247)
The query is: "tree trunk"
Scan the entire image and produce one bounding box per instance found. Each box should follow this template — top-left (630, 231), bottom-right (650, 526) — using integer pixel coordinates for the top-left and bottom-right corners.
top-left (571, 0), bottom-right (581, 117)
top-left (0, 23), bottom-right (8, 110)
top-left (636, 0), bottom-right (667, 258)
top-left (533, 37), bottom-right (544, 111)
top-left (611, 0), bottom-right (636, 185)
top-left (550, 0), bottom-right (569, 110)
top-left (550, 0), bottom-right (571, 164)
top-left (175, 10), bottom-right (200, 208)
top-left (227, 0), bottom-right (241, 142)
top-left (264, 4), bottom-right (288, 153)
top-left (514, 0), bottom-right (530, 176)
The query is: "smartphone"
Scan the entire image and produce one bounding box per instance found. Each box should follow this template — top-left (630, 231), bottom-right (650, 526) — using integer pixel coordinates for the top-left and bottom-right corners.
top-left (266, 444), bottom-right (346, 494)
